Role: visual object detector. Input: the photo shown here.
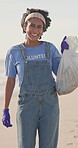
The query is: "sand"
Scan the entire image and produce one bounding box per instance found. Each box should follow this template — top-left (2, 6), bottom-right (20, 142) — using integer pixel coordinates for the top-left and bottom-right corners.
top-left (0, 88), bottom-right (78, 148)
top-left (58, 88), bottom-right (78, 148)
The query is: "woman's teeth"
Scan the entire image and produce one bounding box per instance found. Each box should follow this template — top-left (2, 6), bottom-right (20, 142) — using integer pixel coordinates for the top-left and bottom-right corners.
top-left (32, 34), bottom-right (37, 36)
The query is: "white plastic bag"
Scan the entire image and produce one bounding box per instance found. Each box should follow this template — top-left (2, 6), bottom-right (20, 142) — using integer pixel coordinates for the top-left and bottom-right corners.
top-left (56, 36), bottom-right (78, 95)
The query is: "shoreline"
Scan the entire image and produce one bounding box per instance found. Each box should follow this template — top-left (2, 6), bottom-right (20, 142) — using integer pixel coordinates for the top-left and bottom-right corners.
top-left (0, 88), bottom-right (78, 148)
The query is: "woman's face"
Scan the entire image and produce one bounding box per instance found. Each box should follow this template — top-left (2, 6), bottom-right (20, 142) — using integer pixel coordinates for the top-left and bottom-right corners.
top-left (24, 17), bottom-right (44, 41)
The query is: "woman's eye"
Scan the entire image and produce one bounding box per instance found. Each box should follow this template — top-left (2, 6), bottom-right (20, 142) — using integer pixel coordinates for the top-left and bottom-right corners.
top-left (38, 26), bottom-right (42, 29)
top-left (30, 24), bottom-right (35, 28)
top-left (29, 24), bottom-right (43, 29)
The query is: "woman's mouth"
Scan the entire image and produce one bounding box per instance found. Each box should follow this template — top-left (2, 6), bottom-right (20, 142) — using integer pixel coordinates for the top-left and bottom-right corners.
top-left (31, 33), bottom-right (38, 37)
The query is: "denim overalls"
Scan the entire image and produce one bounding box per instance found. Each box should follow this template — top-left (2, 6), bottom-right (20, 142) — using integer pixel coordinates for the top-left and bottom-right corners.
top-left (16, 42), bottom-right (59, 148)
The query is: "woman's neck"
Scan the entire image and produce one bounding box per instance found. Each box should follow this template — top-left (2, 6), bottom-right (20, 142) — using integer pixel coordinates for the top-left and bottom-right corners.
top-left (24, 40), bottom-right (42, 47)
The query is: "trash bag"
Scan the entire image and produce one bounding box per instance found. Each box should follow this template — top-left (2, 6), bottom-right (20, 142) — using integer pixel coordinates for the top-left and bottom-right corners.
top-left (56, 36), bottom-right (78, 95)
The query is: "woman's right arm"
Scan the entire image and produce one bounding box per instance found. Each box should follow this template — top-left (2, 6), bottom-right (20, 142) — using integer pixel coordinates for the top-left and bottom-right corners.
top-left (2, 46), bottom-right (18, 127)
top-left (4, 77), bottom-right (16, 109)
top-left (2, 77), bottom-right (16, 128)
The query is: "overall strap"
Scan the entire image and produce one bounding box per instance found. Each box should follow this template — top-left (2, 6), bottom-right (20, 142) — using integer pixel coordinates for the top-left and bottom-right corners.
top-left (45, 42), bottom-right (50, 59)
top-left (19, 44), bottom-right (27, 60)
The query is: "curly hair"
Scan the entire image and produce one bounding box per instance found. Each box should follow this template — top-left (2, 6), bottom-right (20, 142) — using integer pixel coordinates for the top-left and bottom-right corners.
top-left (21, 8), bottom-right (51, 33)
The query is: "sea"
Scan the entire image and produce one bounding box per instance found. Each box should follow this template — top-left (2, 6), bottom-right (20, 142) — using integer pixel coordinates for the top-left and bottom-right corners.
top-left (0, 59), bottom-right (19, 100)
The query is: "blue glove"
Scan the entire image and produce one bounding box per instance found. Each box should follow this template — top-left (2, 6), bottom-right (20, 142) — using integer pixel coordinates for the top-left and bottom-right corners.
top-left (61, 36), bottom-right (69, 54)
top-left (2, 109), bottom-right (13, 128)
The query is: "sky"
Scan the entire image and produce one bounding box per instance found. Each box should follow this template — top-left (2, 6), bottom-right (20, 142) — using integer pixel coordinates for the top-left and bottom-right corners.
top-left (0, 0), bottom-right (78, 59)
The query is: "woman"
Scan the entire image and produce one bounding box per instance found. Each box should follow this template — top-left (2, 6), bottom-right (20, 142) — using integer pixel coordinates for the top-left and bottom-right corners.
top-left (2, 8), bottom-right (69, 148)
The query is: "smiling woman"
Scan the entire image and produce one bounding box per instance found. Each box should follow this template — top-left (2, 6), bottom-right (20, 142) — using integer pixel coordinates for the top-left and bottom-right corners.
top-left (2, 7), bottom-right (69, 148)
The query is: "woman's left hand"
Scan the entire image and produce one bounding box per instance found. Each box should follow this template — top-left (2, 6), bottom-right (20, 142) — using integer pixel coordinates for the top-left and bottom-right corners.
top-left (61, 36), bottom-right (69, 54)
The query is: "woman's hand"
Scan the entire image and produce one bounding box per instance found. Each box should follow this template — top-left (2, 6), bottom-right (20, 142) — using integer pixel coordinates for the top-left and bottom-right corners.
top-left (61, 36), bottom-right (69, 54)
top-left (2, 109), bottom-right (13, 128)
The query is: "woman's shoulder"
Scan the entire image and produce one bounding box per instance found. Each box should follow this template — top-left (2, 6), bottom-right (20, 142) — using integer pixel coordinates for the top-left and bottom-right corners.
top-left (44, 41), bottom-right (56, 48)
top-left (8, 44), bottom-right (20, 52)
top-left (44, 41), bottom-right (58, 52)
top-left (6, 44), bottom-right (22, 57)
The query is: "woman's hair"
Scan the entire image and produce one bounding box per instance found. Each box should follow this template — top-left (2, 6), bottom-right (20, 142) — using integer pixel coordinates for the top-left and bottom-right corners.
top-left (21, 8), bottom-right (51, 33)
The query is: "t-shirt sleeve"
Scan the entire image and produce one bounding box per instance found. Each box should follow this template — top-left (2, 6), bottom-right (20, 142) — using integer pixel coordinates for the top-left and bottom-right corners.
top-left (5, 49), bottom-right (17, 78)
top-left (50, 44), bottom-right (61, 76)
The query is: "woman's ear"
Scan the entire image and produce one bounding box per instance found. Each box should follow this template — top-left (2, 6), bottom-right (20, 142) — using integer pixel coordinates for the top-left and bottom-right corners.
top-left (23, 22), bottom-right (27, 33)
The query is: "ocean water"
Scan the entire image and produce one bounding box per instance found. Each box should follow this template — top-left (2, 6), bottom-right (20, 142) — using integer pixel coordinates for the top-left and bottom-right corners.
top-left (0, 59), bottom-right (19, 100)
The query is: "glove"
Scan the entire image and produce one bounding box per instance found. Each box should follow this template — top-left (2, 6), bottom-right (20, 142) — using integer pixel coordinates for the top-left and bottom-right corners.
top-left (2, 109), bottom-right (13, 128)
top-left (61, 36), bottom-right (69, 54)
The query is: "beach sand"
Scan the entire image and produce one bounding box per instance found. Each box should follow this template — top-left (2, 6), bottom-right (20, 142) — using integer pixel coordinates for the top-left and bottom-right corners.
top-left (0, 88), bottom-right (78, 148)
top-left (58, 88), bottom-right (78, 148)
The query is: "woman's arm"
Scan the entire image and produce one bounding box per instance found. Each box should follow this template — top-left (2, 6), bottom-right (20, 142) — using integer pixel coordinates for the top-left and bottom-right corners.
top-left (4, 77), bottom-right (16, 109)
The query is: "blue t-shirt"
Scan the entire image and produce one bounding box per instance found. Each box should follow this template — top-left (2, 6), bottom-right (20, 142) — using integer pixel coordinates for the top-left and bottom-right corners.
top-left (5, 41), bottom-right (61, 86)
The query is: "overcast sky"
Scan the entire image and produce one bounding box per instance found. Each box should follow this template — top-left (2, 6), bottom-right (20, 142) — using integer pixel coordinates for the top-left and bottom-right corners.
top-left (0, 0), bottom-right (78, 59)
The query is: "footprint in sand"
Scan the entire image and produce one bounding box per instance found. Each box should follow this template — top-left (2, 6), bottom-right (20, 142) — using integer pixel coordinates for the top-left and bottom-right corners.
top-left (70, 130), bottom-right (75, 133)
top-left (74, 135), bottom-right (78, 138)
top-left (67, 143), bottom-right (73, 145)
top-left (74, 120), bottom-right (78, 123)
